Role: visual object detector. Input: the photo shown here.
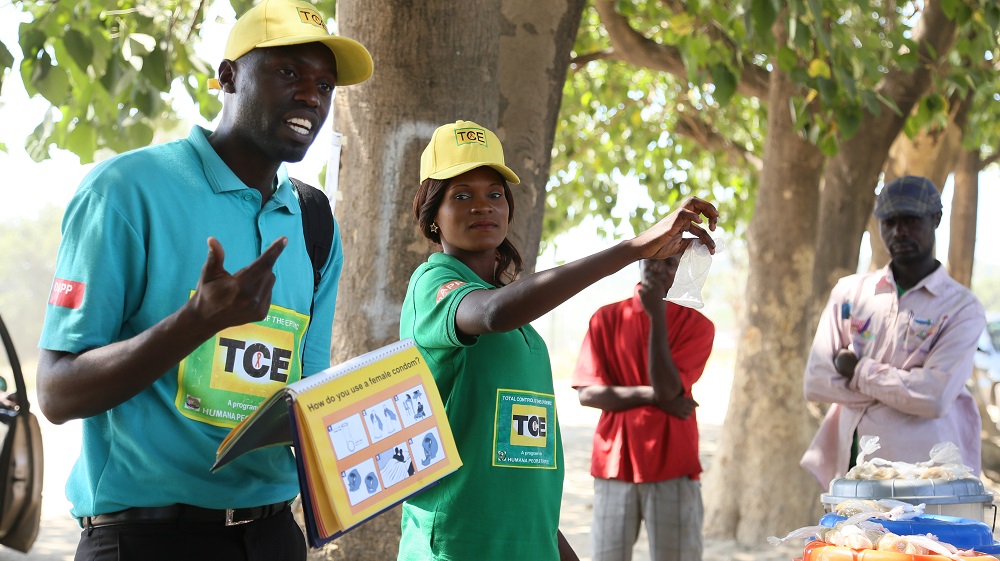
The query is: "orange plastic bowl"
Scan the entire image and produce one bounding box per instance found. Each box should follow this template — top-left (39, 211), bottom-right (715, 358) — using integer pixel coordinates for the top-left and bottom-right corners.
top-left (802, 540), bottom-right (1000, 561)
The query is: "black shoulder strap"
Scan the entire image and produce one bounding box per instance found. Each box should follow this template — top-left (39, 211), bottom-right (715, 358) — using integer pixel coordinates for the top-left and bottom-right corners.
top-left (290, 178), bottom-right (334, 294)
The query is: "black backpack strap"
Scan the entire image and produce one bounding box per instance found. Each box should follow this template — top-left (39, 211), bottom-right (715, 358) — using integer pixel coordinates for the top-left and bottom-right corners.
top-left (289, 178), bottom-right (334, 294)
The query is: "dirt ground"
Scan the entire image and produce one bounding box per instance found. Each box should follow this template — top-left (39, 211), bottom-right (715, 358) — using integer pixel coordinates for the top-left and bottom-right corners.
top-left (556, 383), bottom-right (802, 561)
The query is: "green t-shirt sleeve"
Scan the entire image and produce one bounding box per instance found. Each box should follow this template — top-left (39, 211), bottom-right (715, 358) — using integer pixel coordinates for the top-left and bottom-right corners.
top-left (409, 263), bottom-right (488, 351)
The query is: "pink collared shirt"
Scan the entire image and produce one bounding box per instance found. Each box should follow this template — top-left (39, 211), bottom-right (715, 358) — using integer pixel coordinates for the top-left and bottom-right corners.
top-left (800, 264), bottom-right (985, 491)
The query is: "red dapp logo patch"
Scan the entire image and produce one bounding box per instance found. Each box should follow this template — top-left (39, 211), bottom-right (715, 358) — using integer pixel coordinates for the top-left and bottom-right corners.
top-left (436, 281), bottom-right (465, 303)
top-left (49, 278), bottom-right (86, 309)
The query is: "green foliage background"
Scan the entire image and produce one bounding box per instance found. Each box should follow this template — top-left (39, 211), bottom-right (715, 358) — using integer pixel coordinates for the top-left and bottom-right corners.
top-left (548, 0), bottom-right (999, 248)
top-left (1, 1), bottom-right (335, 163)
top-left (0, 206), bottom-right (63, 365)
top-left (1, 0), bottom-right (998, 358)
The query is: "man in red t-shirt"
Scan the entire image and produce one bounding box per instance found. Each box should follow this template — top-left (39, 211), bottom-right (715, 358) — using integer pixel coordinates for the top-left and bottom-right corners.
top-left (572, 256), bottom-right (715, 561)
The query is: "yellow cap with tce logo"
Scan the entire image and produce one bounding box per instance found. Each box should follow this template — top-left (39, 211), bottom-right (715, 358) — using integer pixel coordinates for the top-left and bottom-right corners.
top-left (208, 0), bottom-right (373, 90)
top-left (419, 120), bottom-right (521, 185)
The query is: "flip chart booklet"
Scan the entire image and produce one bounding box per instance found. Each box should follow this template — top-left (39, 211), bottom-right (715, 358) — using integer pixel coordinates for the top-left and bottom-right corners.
top-left (213, 338), bottom-right (461, 547)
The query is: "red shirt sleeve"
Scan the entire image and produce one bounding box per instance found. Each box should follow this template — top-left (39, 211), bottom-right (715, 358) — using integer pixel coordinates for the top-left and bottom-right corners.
top-left (667, 305), bottom-right (715, 392)
top-left (571, 306), bottom-right (614, 388)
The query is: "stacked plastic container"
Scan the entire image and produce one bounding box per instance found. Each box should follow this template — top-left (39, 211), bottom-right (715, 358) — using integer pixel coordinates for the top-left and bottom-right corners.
top-left (815, 476), bottom-right (999, 556)
top-left (777, 438), bottom-right (1000, 560)
top-left (822, 477), bottom-right (996, 527)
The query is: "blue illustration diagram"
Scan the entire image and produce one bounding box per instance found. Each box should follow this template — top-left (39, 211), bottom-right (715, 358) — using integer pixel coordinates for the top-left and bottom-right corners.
top-left (395, 384), bottom-right (432, 428)
top-left (341, 457), bottom-right (382, 506)
top-left (411, 426), bottom-right (444, 471)
top-left (362, 397), bottom-right (403, 444)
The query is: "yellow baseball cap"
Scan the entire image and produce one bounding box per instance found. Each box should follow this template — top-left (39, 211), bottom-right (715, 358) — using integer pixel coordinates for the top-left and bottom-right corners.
top-left (211, 0), bottom-right (373, 88)
top-left (420, 120), bottom-right (520, 184)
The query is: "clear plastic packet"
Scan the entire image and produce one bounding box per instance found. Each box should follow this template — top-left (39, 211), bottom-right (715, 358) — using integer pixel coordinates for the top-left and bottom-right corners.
top-left (844, 436), bottom-right (974, 481)
top-left (767, 525), bottom-right (831, 546)
top-left (666, 233), bottom-right (726, 309)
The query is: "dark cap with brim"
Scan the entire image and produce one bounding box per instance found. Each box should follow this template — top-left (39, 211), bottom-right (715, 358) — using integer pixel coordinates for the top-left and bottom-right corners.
top-left (873, 175), bottom-right (943, 220)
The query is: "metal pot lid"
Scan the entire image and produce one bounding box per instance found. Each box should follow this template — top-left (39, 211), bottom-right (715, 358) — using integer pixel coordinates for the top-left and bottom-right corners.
top-left (822, 477), bottom-right (994, 504)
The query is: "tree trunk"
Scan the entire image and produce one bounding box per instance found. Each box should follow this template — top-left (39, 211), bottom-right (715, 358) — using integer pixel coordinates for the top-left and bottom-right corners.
top-left (702, 64), bottom-right (827, 544)
top-left (711, 12), bottom-right (957, 541)
top-left (497, 0), bottom-right (587, 274)
top-left (322, 1), bottom-right (502, 558)
top-left (322, 1), bottom-right (584, 557)
top-left (884, 125), bottom-right (960, 197)
top-left (810, 0), bottom-right (957, 311)
top-left (948, 149), bottom-right (980, 288)
top-left (813, 110), bottom-right (950, 307)
top-left (868, 111), bottom-right (963, 271)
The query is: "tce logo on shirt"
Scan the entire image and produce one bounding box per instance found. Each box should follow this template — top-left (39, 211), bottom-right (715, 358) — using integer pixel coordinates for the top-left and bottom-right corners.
top-left (218, 337), bottom-right (292, 383)
top-left (510, 404), bottom-right (547, 447)
top-left (175, 300), bottom-right (310, 428)
top-left (493, 389), bottom-right (558, 469)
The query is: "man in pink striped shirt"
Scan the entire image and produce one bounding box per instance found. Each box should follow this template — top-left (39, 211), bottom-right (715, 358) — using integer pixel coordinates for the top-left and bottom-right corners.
top-left (801, 176), bottom-right (985, 491)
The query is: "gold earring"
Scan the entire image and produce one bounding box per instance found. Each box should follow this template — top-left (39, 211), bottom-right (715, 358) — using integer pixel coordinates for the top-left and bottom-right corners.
top-left (430, 223), bottom-right (439, 233)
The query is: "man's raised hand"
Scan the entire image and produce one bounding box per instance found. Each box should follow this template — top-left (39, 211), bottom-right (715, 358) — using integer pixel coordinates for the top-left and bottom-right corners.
top-left (190, 236), bottom-right (288, 333)
top-left (638, 262), bottom-right (669, 317)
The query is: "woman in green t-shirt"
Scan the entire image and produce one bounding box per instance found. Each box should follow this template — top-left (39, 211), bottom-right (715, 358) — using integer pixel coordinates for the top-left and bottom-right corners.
top-left (397, 120), bottom-right (718, 561)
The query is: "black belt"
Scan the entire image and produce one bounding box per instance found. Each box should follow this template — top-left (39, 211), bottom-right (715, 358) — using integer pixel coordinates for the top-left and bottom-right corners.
top-left (81, 501), bottom-right (291, 528)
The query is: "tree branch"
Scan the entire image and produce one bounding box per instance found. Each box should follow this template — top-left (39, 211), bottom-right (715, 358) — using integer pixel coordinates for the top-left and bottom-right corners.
top-left (569, 48), bottom-right (615, 69)
top-left (875, 0), bottom-right (958, 122)
top-left (593, 0), bottom-right (769, 99)
top-left (982, 151), bottom-right (1000, 169)
top-left (828, 0), bottom-right (959, 197)
top-left (673, 110), bottom-right (763, 171)
top-left (184, 0), bottom-right (209, 45)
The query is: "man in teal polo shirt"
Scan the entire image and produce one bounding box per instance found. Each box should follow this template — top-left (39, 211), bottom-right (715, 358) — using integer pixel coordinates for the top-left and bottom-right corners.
top-left (35, 1), bottom-right (372, 559)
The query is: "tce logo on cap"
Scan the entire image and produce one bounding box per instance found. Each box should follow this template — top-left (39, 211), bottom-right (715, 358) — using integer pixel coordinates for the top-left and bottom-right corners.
top-left (454, 128), bottom-right (488, 147)
top-left (297, 7), bottom-right (325, 28)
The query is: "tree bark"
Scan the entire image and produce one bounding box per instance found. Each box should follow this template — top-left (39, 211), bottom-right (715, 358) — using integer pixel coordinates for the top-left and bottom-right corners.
top-left (498, 0), bottom-right (588, 274)
top-left (321, 1), bottom-right (502, 558)
top-left (948, 149), bottom-right (980, 287)
top-left (592, 0), bottom-right (770, 99)
top-left (322, 1), bottom-right (585, 557)
top-left (868, 107), bottom-right (964, 271)
top-left (701, 62), bottom-right (827, 544)
top-left (810, 0), bottom-right (958, 306)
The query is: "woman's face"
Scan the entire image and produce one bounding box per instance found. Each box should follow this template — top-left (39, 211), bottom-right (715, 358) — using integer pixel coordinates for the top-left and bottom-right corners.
top-left (434, 167), bottom-right (509, 257)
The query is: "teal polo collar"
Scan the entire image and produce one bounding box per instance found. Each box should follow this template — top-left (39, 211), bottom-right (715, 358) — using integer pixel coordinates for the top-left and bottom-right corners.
top-left (186, 126), bottom-right (299, 214)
